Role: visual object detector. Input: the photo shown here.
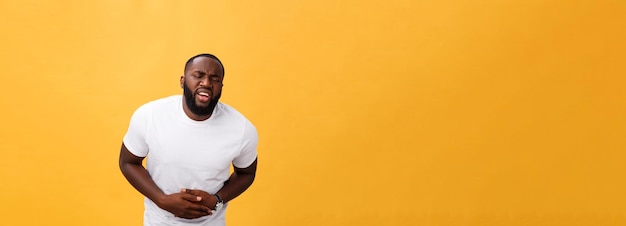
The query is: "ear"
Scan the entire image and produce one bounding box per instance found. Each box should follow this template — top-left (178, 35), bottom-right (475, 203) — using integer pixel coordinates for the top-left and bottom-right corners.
top-left (180, 76), bottom-right (184, 88)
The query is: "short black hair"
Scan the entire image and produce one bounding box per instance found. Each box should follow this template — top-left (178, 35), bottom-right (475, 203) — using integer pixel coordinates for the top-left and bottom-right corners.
top-left (184, 53), bottom-right (225, 76)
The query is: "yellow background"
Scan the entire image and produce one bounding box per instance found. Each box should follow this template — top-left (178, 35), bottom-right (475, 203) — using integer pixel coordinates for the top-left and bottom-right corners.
top-left (1, 0), bottom-right (624, 225)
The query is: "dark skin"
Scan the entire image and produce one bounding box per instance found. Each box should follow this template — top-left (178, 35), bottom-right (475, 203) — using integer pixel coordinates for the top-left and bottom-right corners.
top-left (119, 56), bottom-right (257, 219)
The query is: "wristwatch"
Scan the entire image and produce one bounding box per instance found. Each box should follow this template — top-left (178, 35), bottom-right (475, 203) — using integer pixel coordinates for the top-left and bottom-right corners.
top-left (214, 194), bottom-right (224, 211)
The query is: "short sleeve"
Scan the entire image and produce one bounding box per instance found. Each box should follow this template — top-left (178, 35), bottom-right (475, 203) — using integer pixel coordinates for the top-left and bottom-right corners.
top-left (233, 120), bottom-right (258, 168)
top-left (123, 104), bottom-right (151, 157)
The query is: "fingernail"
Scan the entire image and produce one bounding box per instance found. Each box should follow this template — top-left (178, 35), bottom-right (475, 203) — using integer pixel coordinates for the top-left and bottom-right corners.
top-left (197, 196), bottom-right (202, 201)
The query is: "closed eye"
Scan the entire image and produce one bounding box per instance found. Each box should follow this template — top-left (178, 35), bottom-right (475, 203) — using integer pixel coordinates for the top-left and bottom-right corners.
top-left (193, 71), bottom-right (206, 78)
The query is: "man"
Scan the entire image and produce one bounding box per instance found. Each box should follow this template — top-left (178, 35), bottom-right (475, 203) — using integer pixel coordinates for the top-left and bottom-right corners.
top-left (119, 53), bottom-right (258, 225)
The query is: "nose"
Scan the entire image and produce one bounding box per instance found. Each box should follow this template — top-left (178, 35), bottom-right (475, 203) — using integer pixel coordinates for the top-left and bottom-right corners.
top-left (199, 76), bottom-right (210, 87)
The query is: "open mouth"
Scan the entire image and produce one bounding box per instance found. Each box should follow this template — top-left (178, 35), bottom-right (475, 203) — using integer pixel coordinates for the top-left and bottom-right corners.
top-left (196, 89), bottom-right (211, 102)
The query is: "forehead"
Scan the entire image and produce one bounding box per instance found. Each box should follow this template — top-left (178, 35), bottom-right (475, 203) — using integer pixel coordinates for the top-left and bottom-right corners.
top-left (187, 57), bottom-right (224, 75)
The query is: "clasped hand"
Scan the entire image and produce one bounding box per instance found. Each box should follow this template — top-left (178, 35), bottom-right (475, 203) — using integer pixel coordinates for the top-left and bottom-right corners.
top-left (156, 188), bottom-right (218, 219)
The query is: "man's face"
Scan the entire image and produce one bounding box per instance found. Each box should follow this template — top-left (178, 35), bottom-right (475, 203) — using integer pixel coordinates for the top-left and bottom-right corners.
top-left (181, 57), bottom-right (224, 117)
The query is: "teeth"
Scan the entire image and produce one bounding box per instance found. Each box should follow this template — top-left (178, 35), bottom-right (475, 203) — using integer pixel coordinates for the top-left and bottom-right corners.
top-left (198, 92), bottom-right (209, 97)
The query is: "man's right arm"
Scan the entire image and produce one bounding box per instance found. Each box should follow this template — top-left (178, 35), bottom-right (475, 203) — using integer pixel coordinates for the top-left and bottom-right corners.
top-left (118, 143), bottom-right (212, 219)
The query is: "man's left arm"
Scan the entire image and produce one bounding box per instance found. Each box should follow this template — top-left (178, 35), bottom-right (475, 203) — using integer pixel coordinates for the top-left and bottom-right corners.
top-left (184, 158), bottom-right (257, 208)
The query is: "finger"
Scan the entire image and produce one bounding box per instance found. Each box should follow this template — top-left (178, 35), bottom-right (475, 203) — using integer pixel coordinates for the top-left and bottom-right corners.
top-left (189, 209), bottom-right (211, 218)
top-left (187, 202), bottom-right (212, 213)
top-left (184, 189), bottom-right (201, 196)
top-left (181, 193), bottom-right (202, 202)
top-left (179, 210), bottom-right (210, 219)
top-left (182, 188), bottom-right (201, 194)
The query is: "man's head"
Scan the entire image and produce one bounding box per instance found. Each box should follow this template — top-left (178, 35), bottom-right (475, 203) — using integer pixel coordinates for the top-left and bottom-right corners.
top-left (180, 53), bottom-right (225, 119)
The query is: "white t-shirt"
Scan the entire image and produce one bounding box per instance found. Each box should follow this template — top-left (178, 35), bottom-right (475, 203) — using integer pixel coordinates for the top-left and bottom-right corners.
top-left (123, 95), bottom-right (258, 226)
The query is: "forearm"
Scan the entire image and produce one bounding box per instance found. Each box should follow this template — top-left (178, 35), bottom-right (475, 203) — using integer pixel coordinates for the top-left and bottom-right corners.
top-left (216, 172), bottom-right (255, 203)
top-left (120, 162), bottom-right (166, 205)
top-left (216, 159), bottom-right (257, 203)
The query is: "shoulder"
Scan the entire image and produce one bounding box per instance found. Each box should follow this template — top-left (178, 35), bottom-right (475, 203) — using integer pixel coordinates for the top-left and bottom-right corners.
top-left (129, 95), bottom-right (180, 120)
top-left (217, 102), bottom-right (242, 116)
top-left (147, 95), bottom-right (181, 107)
top-left (216, 102), bottom-right (256, 127)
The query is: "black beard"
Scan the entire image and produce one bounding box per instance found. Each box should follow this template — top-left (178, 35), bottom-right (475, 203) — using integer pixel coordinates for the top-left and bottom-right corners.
top-left (183, 82), bottom-right (221, 117)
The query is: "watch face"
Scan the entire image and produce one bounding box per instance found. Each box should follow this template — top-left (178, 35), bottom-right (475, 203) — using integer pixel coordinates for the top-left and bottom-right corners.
top-left (215, 202), bottom-right (224, 211)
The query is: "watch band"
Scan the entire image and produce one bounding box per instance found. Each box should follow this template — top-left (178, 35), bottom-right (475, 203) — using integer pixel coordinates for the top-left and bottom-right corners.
top-left (213, 194), bottom-right (224, 211)
top-left (214, 194), bottom-right (223, 203)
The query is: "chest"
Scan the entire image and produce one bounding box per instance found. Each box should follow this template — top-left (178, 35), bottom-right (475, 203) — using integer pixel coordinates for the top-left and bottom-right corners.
top-left (146, 120), bottom-right (242, 171)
